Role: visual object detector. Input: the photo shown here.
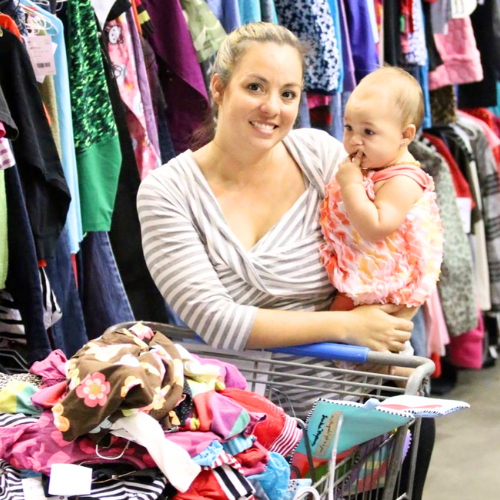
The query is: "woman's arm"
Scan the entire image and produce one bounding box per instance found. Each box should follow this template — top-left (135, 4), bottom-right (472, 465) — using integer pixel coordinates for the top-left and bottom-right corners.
top-left (247, 304), bottom-right (412, 352)
top-left (336, 154), bottom-right (423, 243)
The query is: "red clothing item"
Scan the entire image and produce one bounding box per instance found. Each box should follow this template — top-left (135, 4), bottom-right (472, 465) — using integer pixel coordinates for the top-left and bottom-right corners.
top-left (221, 388), bottom-right (302, 458)
top-left (0, 14), bottom-right (22, 41)
top-left (462, 108), bottom-right (500, 165)
top-left (423, 133), bottom-right (475, 209)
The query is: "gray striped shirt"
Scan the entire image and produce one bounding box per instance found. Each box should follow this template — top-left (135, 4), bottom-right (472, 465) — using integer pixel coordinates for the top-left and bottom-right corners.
top-left (137, 129), bottom-right (345, 351)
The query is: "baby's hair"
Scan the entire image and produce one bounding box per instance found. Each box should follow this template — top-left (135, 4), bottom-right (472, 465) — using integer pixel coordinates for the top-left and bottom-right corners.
top-left (358, 67), bottom-right (425, 130)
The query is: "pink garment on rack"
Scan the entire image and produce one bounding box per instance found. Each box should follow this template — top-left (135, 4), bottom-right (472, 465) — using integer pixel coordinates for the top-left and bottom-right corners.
top-left (424, 289), bottom-right (449, 357)
top-left (307, 93), bottom-right (331, 108)
top-left (428, 17), bottom-right (483, 90)
top-left (449, 311), bottom-right (484, 369)
top-left (106, 14), bottom-right (161, 180)
top-left (0, 122), bottom-right (5, 138)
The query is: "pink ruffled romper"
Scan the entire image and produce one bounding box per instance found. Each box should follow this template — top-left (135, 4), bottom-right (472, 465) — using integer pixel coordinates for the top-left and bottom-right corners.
top-left (320, 165), bottom-right (444, 308)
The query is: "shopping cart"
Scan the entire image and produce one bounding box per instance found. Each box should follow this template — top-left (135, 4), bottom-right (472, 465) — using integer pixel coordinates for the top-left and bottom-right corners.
top-left (105, 322), bottom-right (435, 500)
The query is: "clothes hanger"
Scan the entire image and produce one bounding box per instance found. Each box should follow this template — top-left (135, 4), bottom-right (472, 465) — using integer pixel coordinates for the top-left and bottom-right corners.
top-left (19, 2), bottom-right (58, 34)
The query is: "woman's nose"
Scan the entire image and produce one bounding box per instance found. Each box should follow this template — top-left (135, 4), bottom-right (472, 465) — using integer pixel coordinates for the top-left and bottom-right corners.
top-left (260, 94), bottom-right (279, 115)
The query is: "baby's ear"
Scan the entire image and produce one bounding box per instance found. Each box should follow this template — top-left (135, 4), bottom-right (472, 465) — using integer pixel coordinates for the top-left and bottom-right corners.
top-left (402, 124), bottom-right (416, 145)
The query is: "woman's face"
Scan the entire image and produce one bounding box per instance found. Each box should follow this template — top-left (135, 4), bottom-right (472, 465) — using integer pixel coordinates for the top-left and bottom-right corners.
top-left (213, 42), bottom-right (303, 154)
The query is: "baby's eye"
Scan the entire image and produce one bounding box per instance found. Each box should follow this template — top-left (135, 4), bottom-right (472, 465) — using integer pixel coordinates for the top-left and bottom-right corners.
top-left (344, 125), bottom-right (353, 132)
top-left (248, 83), bottom-right (262, 92)
top-left (364, 129), bottom-right (375, 136)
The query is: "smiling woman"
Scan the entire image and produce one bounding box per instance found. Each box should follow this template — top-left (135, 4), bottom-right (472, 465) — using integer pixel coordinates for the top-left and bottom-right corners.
top-left (137, 22), bottom-right (414, 355)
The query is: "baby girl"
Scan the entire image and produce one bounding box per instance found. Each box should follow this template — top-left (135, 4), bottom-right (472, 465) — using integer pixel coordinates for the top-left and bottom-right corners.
top-left (320, 67), bottom-right (444, 353)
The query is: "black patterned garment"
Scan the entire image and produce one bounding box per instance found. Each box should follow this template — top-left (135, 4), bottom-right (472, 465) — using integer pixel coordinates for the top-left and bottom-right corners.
top-left (274, 0), bottom-right (341, 93)
top-left (410, 140), bottom-right (478, 337)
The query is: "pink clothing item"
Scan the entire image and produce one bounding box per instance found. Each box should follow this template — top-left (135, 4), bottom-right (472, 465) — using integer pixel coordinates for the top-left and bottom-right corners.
top-left (221, 388), bottom-right (303, 458)
top-left (0, 122), bottom-right (5, 138)
top-left (106, 15), bottom-right (161, 180)
top-left (424, 289), bottom-right (450, 358)
top-left (0, 138), bottom-right (15, 169)
top-left (429, 17), bottom-right (483, 90)
top-left (29, 350), bottom-right (68, 408)
top-left (449, 311), bottom-right (484, 369)
top-left (320, 165), bottom-right (444, 307)
top-left (0, 410), bottom-right (155, 475)
top-left (29, 349), bottom-right (67, 386)
top-left (164, 431), bottom-right (224, 457)
top-left (307, 93), bottom-right (331, 108)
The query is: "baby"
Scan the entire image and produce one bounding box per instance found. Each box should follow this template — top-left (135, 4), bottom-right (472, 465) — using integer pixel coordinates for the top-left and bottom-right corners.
top-left (320, 67), bottom-right (444, 353)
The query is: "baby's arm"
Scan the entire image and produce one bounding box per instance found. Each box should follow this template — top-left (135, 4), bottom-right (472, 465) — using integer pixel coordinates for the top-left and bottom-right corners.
top-left (336, 154), bottom-right (423, 243)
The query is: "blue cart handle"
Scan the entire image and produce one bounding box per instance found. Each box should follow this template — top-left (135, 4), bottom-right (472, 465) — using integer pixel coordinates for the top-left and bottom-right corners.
top-left (269, 343), bottom-right (369, 363)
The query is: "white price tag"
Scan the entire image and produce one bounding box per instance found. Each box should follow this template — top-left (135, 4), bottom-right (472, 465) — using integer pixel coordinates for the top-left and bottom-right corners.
top-left (456, 197), bottom-right (472, 234)
top-left (25, 35), bottom-right (56, 83)
top-left (22, 477), bottom-right (48, 500)
top-left (48, 464), bottom-right (92, 496)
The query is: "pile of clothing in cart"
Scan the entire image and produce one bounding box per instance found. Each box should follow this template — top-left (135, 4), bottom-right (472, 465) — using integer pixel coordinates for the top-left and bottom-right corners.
top-left (0, 323), bottom-right (306, 500)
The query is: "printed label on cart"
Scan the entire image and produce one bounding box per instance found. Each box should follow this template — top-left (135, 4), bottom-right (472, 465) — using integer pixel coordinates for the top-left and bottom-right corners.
top-left (314, 411), bottom-right (342, 459)
top-left (22, 477), bottom-right (49, 500)
top-left (25, 35), bottom-right (56, 83)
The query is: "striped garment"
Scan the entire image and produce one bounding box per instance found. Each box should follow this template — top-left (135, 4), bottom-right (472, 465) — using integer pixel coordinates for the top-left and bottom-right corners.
top-left (0, 460), bottom-right (168, 500)
top-left (138, 128), bottom-right (344, 351)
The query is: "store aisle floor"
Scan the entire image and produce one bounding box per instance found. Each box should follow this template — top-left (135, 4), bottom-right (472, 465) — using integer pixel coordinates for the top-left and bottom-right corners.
top-left (423, 360), bottom-right (500, 499)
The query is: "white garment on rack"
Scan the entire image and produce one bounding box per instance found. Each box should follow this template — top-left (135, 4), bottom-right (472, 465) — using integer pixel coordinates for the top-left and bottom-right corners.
top-left (111, 412), bottom-right (200, 493)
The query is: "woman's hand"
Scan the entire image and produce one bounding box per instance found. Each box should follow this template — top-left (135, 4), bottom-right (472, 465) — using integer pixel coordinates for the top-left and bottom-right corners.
top-left (340, 304), bottom-right (413, 353)
top-left (335, 150), bottom-right (364, 189)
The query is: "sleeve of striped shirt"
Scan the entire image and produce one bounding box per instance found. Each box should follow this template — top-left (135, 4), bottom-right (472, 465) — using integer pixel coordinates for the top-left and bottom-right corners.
top-left (137, 170), bottom-right (258, 352)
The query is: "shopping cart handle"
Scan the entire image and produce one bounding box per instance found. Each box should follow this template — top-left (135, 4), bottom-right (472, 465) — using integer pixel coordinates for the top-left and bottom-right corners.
top-left (269, 343), bottom-right (369, 363)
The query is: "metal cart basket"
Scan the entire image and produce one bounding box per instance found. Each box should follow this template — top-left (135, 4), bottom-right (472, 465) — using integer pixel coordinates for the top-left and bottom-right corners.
top-left (105, 322), bottom-right (435, 500)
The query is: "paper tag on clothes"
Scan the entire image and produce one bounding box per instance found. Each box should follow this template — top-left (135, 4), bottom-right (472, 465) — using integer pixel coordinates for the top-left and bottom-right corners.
top-left (25, 35), bottom-right (56, 83)
top-left (22, 477), bottom-right (49, 500)
top-left (48, 464), bottom-right (92, 496)
top-left (456, 198), bottom-right (472, 234)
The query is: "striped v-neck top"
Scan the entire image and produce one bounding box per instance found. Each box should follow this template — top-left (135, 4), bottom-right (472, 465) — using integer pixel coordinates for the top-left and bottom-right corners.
top-left (137, 129), bottom-right (345, 351)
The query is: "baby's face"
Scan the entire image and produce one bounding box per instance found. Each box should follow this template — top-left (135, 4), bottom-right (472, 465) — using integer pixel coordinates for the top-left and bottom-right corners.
top-left (343, 90), bottom-right (407, 170)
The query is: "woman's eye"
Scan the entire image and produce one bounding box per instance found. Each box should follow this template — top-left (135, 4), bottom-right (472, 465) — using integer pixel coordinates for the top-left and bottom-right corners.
top-left (282, 91), bottom-right (297, 100)
top-left (248, 83), bottom-right (262, 92)
top-left (344, 125), bottom-right (352, 132)
top-left (364, 129), bottom-right (374, 136)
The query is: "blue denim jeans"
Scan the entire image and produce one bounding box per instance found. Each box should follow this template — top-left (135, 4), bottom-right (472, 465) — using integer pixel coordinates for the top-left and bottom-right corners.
top-left (296, 91), bottom-right (311, 129)
top-left (5, 166), bottom-right (52, 364)
top-left (410, 307), bottom-right (427, 357)
top-left (45, 226), bottom-right (88, 357)
top-left (79, 232), bottom-right (134, 340)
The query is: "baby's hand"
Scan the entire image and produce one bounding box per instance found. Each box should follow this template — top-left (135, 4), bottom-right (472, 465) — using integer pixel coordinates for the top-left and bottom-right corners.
top-left (336, 150), bottom-right (364, 188)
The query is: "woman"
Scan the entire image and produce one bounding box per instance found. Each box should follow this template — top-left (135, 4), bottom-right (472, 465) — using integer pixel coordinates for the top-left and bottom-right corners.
top-left (137, 23), bottom-right (412, 354)
top-left (138, 23), bottom-right (432, 500)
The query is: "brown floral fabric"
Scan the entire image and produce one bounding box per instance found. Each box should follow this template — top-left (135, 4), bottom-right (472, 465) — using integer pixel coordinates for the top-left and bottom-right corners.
top-left (53, 323), bottom-right (184, 442)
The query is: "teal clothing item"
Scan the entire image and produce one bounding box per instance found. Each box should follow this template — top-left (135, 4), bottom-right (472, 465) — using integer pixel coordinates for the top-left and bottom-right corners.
top-left (67, 0), bottom-right (122, 232)
top-left (489, 82), bottom-right (500, 116)
top-left (327, 0), bottom-right (343, 92)
top-left (24, 0), bottom-right (83, 253)
top-left (248, 452), bottom-right (290, 500)
top-left (238, 0), bottom-right (261, 23)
